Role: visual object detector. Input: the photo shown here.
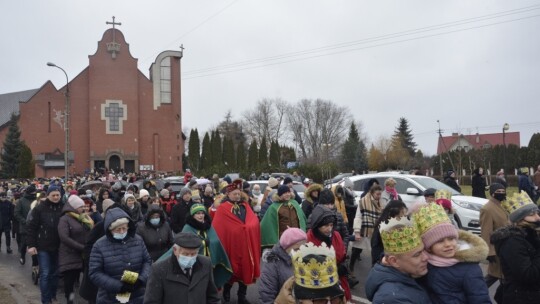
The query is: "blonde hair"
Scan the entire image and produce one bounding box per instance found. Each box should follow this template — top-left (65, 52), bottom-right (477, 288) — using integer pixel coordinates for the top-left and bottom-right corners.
top-left (385, 178), bottom-right (396, 187)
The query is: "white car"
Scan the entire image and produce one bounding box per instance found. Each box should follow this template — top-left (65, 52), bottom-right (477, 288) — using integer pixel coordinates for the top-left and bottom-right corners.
top-left (337, 173), bottom-right (488, 233)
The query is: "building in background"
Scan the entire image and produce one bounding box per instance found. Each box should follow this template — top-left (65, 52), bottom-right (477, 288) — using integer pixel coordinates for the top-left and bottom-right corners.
top-left (0, 22), bottom-right (184, 177)
top-left (437, 132), bottom-right (520, 154)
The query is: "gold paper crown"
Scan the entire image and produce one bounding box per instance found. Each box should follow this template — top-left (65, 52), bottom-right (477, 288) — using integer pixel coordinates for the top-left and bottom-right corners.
top-left (501, 191), bottom-right (534, 215)
top-left (379, 217), bottom-right (422, 255)
top-left (520, 167), bottom-right (529, 174)
top-left (291, 242), bottom-right (339, 289)
top-left (435, 189), bottom-right (452, 201)
top-left (412, 203), bottom-right (451, 235)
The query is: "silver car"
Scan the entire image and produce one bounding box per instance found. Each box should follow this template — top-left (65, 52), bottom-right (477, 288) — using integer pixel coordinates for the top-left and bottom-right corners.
top-left (339, 173), bottom-right (488, 233)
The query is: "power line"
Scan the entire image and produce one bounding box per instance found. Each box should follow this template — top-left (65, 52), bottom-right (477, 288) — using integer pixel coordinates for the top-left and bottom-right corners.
top-left (183, 4), bottom-right (540, 76)
top-left (140, 0), bottom-right (240, 64)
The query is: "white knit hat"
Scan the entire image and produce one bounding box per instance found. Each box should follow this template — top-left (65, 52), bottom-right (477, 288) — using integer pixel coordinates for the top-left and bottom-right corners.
top-left (68, 195), bottom-right (85, 210)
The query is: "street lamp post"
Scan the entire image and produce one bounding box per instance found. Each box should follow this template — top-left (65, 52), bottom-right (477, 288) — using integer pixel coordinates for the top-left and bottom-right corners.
top-left (47, 62), bottom-right (70, 179)
top-left (502, 123), bottom-right (509, 177)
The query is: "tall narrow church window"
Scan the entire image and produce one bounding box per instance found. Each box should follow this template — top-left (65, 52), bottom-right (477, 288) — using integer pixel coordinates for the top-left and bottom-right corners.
top-left (160, 57), bottom-right (171, 104)
top-left (48, 102), bottom-right (51, 132)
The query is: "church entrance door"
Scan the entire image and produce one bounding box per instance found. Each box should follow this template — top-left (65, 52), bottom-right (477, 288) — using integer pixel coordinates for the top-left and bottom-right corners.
top-left (109, 155), bottom-right (121, 172)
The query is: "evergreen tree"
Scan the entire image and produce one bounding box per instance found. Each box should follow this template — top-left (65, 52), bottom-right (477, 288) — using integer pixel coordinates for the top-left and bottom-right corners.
top-left (0, 113), bottom-right (22, 178)
top-left (340, 122), bottom-right (368, 173)
top-left (200, 132), bottom-right (211, 170)
top-left (392, 117), bottom-right (417, 157)
top-left (527, 133), bottom-right (540, 165)
top-left (280, 145), bottom-right (297, 164)
top-left (18, 142), bottom-right (34, 178)
top-left (210, 130), bottom-right (222, 168)
top-left (269, 140), bottom-right (281, 168)
top-left (248, 139), bottom-right (259, 171)
top-left (236, 141), bottom-right (246, 171)
top-left (259, 136), bottom-right (269, 168)
top-left (222, 135), bottom-right (235, 170)
top-left (187, 129), bottom-right (200, 171)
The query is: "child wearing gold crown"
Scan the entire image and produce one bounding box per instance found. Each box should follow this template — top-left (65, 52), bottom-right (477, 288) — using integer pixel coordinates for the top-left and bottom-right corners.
top-left (412, 203), bottom-right (491, 303)
top-left (490, 191), bottom-right (540, 304)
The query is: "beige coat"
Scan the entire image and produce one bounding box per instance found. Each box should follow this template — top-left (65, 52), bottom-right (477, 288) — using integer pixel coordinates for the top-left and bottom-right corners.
top-left (479, 198), bottom-right (509, 278)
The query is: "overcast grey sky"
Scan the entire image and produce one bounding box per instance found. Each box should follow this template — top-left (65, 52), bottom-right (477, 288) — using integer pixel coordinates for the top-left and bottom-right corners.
top-left (1, 0), bottom-right (539, 155)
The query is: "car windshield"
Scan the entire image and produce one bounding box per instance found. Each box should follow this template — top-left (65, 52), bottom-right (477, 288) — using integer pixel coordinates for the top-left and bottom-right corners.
top-left (410, 177), bottom-right (462, 195)
top-left (292, 184), bottom-right (306, 193)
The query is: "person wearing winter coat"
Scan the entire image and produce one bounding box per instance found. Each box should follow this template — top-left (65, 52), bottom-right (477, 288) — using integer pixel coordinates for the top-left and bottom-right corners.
top-left (444, 170), bottom-right (462, 192)
top-left (26, 185), bottom-right (64, 304)
top-left (89, 208), bottom-right (152, 304)
top-left (136, 205), bottom-right (173, 261)
top-left (58, 195), bottom-right (94, 304)
top-left (352, 185), bottom-right (383, 268)
top-left (342, 177), bottom-right (357, 233)
top-left (0, 192), bottom-right (14, 253)
top-left (180, 204), bottom-right (232, 289)
top-left (122, 193), bottom-right (144, 223)
top-left (479, 183), bottom-right (509, 296)
top-left (412, 203), bottom-right (490, 304)
top-left (490, 191), bottom-right (540, 304)
top-left (380, 178), bottom-right (401, 207)
top-left (137, 189), bottom-right (150, 215)
top-left (331, 184), bottom-right (350, 229)
top-left (143, 232), bottom-right (221, 304)
top-left (300, 183), bottom-right (322, 220)
top-left (14, 185), bottom-right (36, 265)
top-left (472, 167), bottom-right (487, 198)
top-left (365, 216), bottom-right (432, 304)
top-left (307, 189), bottom-right (349, 242)
top-left (170, 187), bottom-right (193, 233)
top-left (95, 188), bottom-right (111, 214)
top-left (258, 228), bottom-right (307, 304)
top-left (307, 204), bottom-right (351, 301)
top-left (518, 168), bottom-right (536, 200)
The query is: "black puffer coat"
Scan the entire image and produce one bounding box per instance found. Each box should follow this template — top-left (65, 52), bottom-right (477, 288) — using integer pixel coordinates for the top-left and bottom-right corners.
top-left (136, 206), bottom-right (173, 261)
top-left (26, 198), bottom-right (64, 252)
top-left (491, 225), bottom-right (540, 304)
top-left (89, 208), bottom-right (152, 304)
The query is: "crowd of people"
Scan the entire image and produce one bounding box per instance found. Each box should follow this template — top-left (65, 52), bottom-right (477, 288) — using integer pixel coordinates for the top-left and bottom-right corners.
top-left (0, 165), bottom-right (538, 304)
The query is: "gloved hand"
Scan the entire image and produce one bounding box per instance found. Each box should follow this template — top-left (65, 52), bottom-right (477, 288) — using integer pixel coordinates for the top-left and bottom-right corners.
top-left (487, 255), bottom-right (497, 263)
top-left (120, 282), bottom-right (134, 293)
top-left (133, 279), bottom-right (144, 290)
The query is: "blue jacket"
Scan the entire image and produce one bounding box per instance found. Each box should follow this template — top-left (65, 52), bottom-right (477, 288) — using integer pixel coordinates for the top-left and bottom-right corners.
top-left (365, 263), bottom-right (432, 304)
top-left (422, 230), bottom-right (490, 304)
top-left (89, 208), bottom-right (152, 304)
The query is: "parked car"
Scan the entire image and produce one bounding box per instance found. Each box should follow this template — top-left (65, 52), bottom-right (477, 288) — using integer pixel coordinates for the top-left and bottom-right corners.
top-left (337, 173), bottom-right (488, 233)
top-left (270, 172), bottom-right (292, 180)
top-left (247, 180), bottom-right (306, 201)
top-left (324, 173), bottom-right (353, 186)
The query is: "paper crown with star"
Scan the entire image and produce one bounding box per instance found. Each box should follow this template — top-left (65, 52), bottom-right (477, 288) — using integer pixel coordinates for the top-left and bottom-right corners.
top-left (379, 216), bottom-right (422, 255)
top-left (291, 242), bottom-right (339, 289)
top-left (501, 191), bottom-right (537, 223)
top-left (412, 202), bottom-right (452, 234)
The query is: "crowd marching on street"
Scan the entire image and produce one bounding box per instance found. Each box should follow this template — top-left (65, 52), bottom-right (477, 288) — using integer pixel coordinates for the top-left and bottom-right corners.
top-left (0, 164), bottom-right (539, 304)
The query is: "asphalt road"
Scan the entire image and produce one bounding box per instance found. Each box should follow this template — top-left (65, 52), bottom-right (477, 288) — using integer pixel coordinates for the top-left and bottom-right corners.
top-left (0, 235), bottom-right (497, 304)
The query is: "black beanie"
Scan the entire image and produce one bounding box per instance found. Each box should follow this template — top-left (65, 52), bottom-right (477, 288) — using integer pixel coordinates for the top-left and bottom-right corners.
top-left (489, 183), bottom-right (505, 195)
top-left (319, 189), bottom-right (335, 205)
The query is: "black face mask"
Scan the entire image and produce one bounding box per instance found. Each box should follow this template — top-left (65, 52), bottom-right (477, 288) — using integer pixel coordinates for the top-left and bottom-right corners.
top-left (493, 193), bottom-right (506, 202)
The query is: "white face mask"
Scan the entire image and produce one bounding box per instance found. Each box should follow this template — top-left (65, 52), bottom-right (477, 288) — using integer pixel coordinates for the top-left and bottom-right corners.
top-left (178, 255), bottom-right (197, 269)
top-left (252, 190), bottom-right (261, 196)
top-left (113, 232), bottom-right (127, 240)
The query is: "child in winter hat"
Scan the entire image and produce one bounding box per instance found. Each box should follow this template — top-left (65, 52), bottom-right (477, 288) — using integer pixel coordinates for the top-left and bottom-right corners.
top-left (412, 203), bottom-right (490, 303)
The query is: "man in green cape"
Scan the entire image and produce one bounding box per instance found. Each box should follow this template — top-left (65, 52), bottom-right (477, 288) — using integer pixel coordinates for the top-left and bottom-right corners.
top-left (260, 185), bottom-right (306, 249)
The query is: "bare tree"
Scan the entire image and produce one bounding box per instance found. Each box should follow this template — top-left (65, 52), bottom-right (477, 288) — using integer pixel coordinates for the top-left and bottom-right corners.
top-left (242, 98), bottom-right (287, 147)
top-left (286, 99), bottom-right (352, 163)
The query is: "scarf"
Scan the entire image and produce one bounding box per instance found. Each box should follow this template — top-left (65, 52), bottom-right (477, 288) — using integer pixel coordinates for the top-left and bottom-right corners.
top-left (425, 250), bottom-right (459, 267)
top-left (67, 212), bottom-right (95, 230)
top-left (385, 186), bottom-right (398, 200)
top-left (360, 194), bottom-right (382, 238)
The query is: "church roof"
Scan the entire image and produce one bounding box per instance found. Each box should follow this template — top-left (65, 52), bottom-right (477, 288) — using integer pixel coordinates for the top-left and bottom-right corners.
top-left (0, 88), bottom-right (39, 128)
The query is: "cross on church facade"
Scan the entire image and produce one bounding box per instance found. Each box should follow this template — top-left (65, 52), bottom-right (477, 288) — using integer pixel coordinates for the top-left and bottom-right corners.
top-left (106, 16), bottom-right (122, 58)
top-left (101, 100), bottom-right (127, 134)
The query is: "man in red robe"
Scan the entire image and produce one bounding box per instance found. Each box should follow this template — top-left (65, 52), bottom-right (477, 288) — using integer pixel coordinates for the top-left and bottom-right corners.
top-left (213, 179), bottom-right (261, 304)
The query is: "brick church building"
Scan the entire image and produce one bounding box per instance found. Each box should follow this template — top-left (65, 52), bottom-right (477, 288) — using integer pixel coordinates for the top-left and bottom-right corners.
top-left (0, 20), bottom-right (184, 177)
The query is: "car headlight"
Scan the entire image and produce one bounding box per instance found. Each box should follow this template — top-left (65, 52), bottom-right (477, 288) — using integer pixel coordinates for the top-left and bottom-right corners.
top-left (453, 200), bottom-right (483, 211)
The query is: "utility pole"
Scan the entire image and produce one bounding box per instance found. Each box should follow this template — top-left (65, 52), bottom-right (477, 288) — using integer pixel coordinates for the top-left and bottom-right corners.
top-left (437, 120), bottom-right (443, 180)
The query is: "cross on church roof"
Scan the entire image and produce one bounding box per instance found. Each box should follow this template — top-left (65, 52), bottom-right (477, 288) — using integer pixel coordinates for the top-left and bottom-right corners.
top-left (106, 16), bottom-right (122, 59)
